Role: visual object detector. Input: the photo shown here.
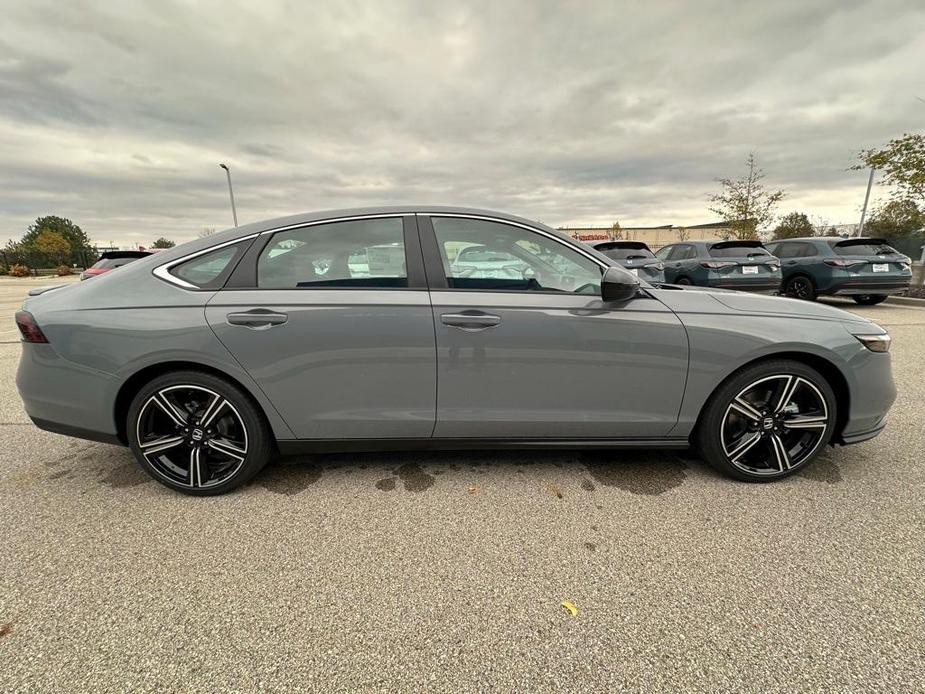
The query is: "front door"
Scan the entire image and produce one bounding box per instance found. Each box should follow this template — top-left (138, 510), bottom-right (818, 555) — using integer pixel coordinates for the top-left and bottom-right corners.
top-left (205, 215), bottom-right (436, 439)
top-left (420, 215), bottom-right (689, 439)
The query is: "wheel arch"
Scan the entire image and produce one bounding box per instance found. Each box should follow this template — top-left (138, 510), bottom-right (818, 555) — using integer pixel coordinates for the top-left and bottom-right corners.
top-left (114, 360), bottom-right (283, 445)
top-left (690, 351), bottom-right (850, 445)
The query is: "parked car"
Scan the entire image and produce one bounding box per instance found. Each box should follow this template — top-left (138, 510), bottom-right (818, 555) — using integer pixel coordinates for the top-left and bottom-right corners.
top-left (655, 240), bottom-right (781, 293)
top-left (765, 237), bottom-right (912, 305)
top-left (16, 206), bottom-right (894, 495)
top-left (79, 250), bottom-right (152, 281)
top-left (590, 241), bottom-right (665, 282)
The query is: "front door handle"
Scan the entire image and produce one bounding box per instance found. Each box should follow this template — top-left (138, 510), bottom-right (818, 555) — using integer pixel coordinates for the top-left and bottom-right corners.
top-left (227, 309), bottom-right (288, 329)
top-left (441, 312), bottom-right (501, 331)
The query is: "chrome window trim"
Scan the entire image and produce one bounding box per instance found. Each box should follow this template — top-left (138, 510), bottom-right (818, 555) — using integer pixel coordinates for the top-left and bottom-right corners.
top-left (152, 213), bottom-right (405, 290)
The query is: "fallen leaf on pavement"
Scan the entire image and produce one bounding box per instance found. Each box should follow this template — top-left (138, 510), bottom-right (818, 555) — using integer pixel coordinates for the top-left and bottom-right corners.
top-left (561, 600), bottom-right (578, 617)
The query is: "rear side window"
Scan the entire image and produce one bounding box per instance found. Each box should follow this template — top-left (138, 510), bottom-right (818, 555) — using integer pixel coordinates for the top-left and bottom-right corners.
top-left (833, 242), bottom-right (897, 256)
top-left (257, 218), bottom-right (407, 289)
top-left (171, 245), bottom-right (241, 287)
top-left (709, 244), bottom-right (770, 258)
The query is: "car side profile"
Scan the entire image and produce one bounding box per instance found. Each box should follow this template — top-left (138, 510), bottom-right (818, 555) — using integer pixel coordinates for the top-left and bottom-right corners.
top-left (16, 207), bottom-right (895, 495)
top-left (765, 237), bottom-right (912, 305)
top-left (589, 241), bottom-right (665, 283)
top-left (655, 240), bottom-right (782, 293)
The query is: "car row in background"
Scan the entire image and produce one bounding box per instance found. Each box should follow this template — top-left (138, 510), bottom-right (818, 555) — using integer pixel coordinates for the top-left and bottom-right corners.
top-left (764, 237), bottom-right (912, 305)
top-left (589, 236), bottom-right (912, 303)
top-left (79, 250), bottom-right (153, 281)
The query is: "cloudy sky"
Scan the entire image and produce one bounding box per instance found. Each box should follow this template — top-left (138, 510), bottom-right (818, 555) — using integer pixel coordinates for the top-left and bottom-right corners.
top-left (1, 0), bottom-right (923, 247)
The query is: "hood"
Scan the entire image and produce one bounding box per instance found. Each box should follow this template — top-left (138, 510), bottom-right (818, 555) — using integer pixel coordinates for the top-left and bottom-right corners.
top-left (650, 284), bottom-right (873, 324)
top-left (710, 291), bottom-right (871, 323)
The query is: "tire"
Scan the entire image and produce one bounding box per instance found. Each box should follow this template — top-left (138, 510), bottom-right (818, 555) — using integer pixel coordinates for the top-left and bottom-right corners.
top-left (676, 276), bottom-right (692, 285)
top-left (852, 294), bottom-right (888, 306)
top-left (784, 275), bottom-right (816, 301)
top-left (696, 359), bottom-right (836, 482)
top-left (127, 370), bottom-right (274, 495)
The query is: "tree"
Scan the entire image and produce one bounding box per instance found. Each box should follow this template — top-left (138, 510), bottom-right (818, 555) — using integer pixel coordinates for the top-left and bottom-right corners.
top-left (34, 230), bottom-right (71, 264)
top-left (708, 154), bottom-right (785, 240)
top-left (151, 237), bottom-right (176, 248)
top-left (610, 221), bottom-right (623, 240)
top-left (22, 216), bottom-right (92, 257)
top-left (199, 227), bottom-right (216, 238)
top-left (864, 199), bottom-right (924, 239)
top-left (854, 133), bottom-right (925, 204)
top-left (771, 212), bottom-right (815, 240)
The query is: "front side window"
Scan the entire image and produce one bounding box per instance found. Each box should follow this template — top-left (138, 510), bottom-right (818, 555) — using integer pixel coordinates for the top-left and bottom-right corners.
top-left (431, 217), bottom-right (602, 294)
top-left (258, 218), bottom-right (407, 288)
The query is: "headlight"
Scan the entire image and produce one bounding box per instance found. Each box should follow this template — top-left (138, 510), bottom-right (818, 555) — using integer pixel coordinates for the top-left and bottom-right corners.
top-left (854, 333), bottom-right (891, 352)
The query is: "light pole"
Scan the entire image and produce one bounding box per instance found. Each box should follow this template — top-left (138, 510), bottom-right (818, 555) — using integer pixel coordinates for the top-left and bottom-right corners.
top-left (857, 167), bottom-right (875, 236)
top-left (219, 163), bottom-right (238, 227)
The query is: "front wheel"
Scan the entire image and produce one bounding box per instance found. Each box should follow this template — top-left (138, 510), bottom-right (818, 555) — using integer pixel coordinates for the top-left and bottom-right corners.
top-left (696, 360), bottom-right (836, 482)
top-left (127, 370), bottom-right (274, 495)
top-left (675, 276), bottom-right (692, 285)
top-left (852, 294), bottom-right (888, 306)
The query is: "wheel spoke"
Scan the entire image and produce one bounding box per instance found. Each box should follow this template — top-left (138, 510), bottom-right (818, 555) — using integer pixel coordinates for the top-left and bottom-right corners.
top-left (774, 376), bottom-right (800, 414)
top-left (189, 447), bottom-right (207, 487)
top-left (731, 397), bottom-right (763, 422)
top-left (207, 438), bottom-right (246, 461)
top-left (200, 397), bottom-right (228, 428)
top-left (153, 392), bottom-right (188, 426)
top-left (783, 415), bottom-right (828, 430)
top-left (726, 431), bottom-right (761, 461)
top-left (769, 433), bottom-right (791, 471)
top-left (140, 435), bottom-right (184, 455)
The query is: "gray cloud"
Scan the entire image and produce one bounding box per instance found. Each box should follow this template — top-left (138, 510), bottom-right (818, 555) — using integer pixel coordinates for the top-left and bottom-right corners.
top-left (1, 0), bottom-right (923, 247)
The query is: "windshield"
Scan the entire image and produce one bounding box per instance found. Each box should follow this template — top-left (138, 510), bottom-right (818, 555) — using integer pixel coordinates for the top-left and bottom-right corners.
top-left (601, 248), bottom-right (656, 260)
top-left (833, 242), bottom-right (897, 256)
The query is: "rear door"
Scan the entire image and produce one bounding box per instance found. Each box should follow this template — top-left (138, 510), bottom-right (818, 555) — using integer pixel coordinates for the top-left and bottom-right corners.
top-left (204, 214), bottom-right (437, 439)
top-left (420, 214), bottom-right (688, 439)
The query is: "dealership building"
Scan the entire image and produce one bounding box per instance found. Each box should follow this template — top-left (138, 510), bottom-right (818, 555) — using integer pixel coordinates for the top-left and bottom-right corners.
top-left (558, 220), bottom-right (740, 249)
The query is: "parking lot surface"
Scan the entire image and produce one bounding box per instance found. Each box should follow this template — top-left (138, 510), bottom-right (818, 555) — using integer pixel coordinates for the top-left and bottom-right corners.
top-left (1, 277), bottom-right (923, 692)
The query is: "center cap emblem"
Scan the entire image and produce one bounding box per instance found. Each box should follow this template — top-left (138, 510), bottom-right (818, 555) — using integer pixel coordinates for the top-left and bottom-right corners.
top-left (761, 417), bottom-right (774, 430)
top-left (191, 428), bottom-right (204, 441)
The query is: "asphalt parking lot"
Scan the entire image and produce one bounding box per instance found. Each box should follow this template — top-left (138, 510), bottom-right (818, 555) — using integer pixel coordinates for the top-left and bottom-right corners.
top-left (1, 277), bottom-right (923, 693)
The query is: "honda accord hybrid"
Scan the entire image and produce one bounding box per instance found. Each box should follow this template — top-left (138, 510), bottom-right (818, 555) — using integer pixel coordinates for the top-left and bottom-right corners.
top-left (15, 207), bottom-right (896, 495)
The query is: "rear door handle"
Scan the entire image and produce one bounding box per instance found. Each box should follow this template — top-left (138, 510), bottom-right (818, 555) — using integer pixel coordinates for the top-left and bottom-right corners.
top-left (227, 309), bottom-right (288, 329)
top-left (441, 312), bottom-right (501, 331)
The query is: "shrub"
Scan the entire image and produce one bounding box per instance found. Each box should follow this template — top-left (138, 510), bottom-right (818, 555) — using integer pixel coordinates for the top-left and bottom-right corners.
top-left (9, 264), bottom-right (30, 277)
top-left (56, 265), bottom-right (73, 276)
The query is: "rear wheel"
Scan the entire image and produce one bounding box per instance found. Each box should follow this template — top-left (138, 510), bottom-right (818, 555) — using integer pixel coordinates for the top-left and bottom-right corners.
top-left (696, 360), bottom-right (836, 482)
top-left (675, 276), bottom-right (692, 285)
top-left (127, 370), bottom-right (273, 495)
top-left (785, 275), bottom-right (816, 301)
top-left (852, 294), bottom-right (888, 306)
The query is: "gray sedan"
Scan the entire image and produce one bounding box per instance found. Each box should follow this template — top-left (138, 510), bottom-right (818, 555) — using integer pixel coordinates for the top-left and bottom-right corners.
top-left (15, 207), bottom-right (896, 495)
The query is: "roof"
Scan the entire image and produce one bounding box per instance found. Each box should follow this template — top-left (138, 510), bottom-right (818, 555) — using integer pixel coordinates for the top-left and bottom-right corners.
top-left (143, 205), bottom-right (575, 267)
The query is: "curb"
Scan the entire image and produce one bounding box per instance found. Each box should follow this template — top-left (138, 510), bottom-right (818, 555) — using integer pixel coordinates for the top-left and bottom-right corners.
top-left (886, 295), bottom-right (925, 307)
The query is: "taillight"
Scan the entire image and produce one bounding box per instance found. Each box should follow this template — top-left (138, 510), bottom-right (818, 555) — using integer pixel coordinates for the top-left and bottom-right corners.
top-left (700, 261), bottom-right (737, 269)
top-left (15, 311), bottom-right (48, 343)
top-left (766, 260), bottom-right (781, 269)
top-left (654, 262), bottom-right (665, 271)
top-left (824, 259), bottom-right (866, 268)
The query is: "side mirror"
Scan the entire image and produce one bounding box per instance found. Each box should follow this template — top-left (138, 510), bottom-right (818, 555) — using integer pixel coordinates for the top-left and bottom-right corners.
top-left (601, 267), bottom-right (641, 302)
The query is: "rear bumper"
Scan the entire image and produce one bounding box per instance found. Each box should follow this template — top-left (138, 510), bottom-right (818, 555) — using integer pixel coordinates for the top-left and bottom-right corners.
top-left (829, 278), bottom-right (911, 296)
top-left (705, 279), bottom-right (780, 294)
top-left (17, 343), bottom-right (123, 443)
